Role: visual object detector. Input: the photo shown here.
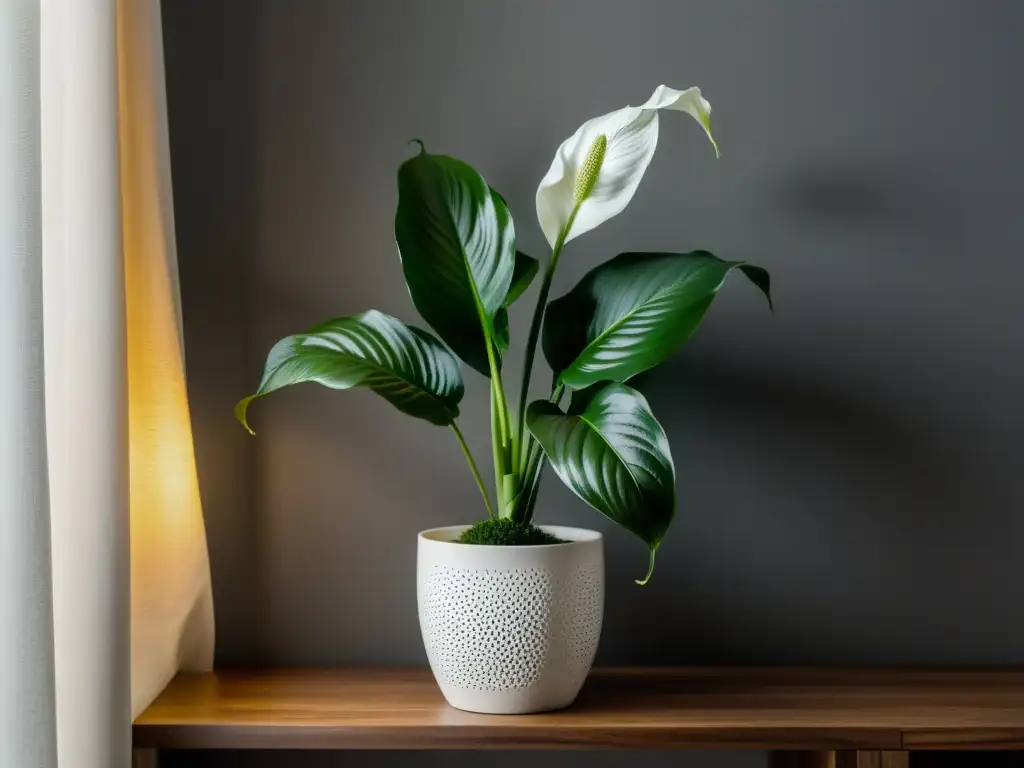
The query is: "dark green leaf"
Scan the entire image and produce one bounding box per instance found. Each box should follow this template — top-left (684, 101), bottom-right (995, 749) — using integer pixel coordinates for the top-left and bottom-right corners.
top-left (235, 310), bottom-right (464, 431)
top-left (493, 309), bottom-right (510, 352)
top-left (493, 253), bottom-right (539, 353)
top-left (543, 251), bottom-right (772, 389)
top-left (504, 251), bottom-right (540, 307)
top-left (566, 382), bottom-right (607, 415)
top-left (527, 382), bottom-right (675, 583)
top-left (395, 146), bottom-right (515, 377)
top-left (488, 186), bottom-right (537, 308)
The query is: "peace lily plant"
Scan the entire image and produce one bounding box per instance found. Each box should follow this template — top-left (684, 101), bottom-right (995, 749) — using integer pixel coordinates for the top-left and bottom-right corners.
top-left (237, 85), bottom-right (771, 585)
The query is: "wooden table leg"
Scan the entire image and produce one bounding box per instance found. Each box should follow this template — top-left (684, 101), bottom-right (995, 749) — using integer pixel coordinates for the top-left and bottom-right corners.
top-left (132, 748), bottom-right (158, 768)
top-left (770, 751), bottom-right (908, 768)
top-left (835, 751), bottom-right (909, 768)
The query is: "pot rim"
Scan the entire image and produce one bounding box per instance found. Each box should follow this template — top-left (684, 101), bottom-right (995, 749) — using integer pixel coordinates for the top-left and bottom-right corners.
top-left (418, 524), bottom-right (602, 549)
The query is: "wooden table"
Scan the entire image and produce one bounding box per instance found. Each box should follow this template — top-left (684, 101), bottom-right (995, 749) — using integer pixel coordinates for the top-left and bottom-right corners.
top-left (133, 667), bottom-right (1024, 766)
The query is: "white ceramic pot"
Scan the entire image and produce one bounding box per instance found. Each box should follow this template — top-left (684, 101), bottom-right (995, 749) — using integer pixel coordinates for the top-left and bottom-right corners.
top-left (417, 525), bottom-right (604, 714)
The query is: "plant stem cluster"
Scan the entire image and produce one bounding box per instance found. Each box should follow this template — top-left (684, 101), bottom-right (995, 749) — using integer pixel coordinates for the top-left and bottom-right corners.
top-left (453, 205), bottom-right (581, 525)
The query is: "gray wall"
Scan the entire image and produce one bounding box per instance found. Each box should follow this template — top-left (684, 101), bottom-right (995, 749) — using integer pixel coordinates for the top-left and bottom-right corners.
top-left (163, 0), bottom-right (1023, 764)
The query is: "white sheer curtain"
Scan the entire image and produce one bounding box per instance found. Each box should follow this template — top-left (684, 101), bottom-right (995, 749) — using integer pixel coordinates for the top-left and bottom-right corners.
top-left (1, 0), bottom-right (215, 765)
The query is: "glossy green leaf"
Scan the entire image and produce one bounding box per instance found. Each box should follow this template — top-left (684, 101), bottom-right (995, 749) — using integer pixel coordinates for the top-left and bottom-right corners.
top-left (235, 310), bottom-right (464, 431)
top-left (504, 251), bottom-right (540, 307)
top-left (543, 251), bottom-right (772, 389)
top-left (527, 382), bottom-right (675, 583)
top-left (489, 184), bottom-right (536, 308)
top-left (395, 144), bottom-right (515, 377)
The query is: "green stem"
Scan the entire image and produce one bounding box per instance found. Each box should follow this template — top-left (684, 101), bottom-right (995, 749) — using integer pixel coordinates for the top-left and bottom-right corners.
top-left (520, 448), bottom-right (544, 524)
top-left (514, 206), bottom-right (579, 472)
top-left (466, 277), bottom-right (512, 507)
top-left (484, 334), bottom-right (512, 459)
top-left (489, 384), bottom-right (505, 512)
top-left (551, 382), bottom-right (566, 406)
top-left (451, 421), bottom-right (495, 520)
top-left (467, 318), bottom-right (511, 516)
top-left (518, 384), bottom-right (566, 524)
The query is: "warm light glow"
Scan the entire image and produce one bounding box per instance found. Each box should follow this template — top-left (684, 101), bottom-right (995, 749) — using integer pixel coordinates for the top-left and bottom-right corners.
top-left (118, 0), bottom-right (214, 719)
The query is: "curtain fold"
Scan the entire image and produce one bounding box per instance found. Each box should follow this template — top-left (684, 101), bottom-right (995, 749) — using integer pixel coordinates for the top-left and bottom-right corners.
top-left (42, 0), bottom-right (131, 763)
top-left (0, 1), bottom-right (58, 766)
top-left (3, 0), bottom-right (216, 764)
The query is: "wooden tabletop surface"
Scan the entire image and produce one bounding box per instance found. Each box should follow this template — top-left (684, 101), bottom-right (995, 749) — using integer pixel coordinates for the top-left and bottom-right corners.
top-left (133, 667), bottom-right (1024, 751)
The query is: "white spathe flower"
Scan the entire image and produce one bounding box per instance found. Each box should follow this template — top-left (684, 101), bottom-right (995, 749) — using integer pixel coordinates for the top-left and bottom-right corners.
top-left (535, 85), bottom-right (719, 249)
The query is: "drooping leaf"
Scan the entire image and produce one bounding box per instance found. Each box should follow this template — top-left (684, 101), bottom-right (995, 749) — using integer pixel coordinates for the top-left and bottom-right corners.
top-left (526, 382), bottom-right (675, 583)
top-left (395, 144), bottom-right (515, 376)
top-left (504, 251), bottom-right (540, 307)
top-left (235, 310), bottom-right (464, 432)
top-left (543, 251), bottom-right (771, 389)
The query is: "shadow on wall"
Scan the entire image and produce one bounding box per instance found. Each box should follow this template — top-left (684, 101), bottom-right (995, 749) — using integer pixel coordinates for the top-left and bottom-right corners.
top-left (773, 159), bottom-right (953, 232)
top-left (646, 348), bottom-right (970, 531)
top-left (597, 345), bottom-right (988, 665)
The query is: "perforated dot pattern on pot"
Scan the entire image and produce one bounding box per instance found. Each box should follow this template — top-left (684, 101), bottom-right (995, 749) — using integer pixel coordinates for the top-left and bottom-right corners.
top-left (420, 564), bottom-right (602, 692)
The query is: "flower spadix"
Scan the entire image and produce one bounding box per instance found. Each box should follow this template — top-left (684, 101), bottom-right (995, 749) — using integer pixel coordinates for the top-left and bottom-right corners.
top-left (535, 85), bottom-right (719, 248)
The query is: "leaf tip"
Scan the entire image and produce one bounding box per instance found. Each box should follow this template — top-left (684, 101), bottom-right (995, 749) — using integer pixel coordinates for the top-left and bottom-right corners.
top-left (635, 546), bottom-right (658, 586)
top-left (738, 264), bottom-right (773, 315)
top-left (235, 396), bottom-right (257, 436)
